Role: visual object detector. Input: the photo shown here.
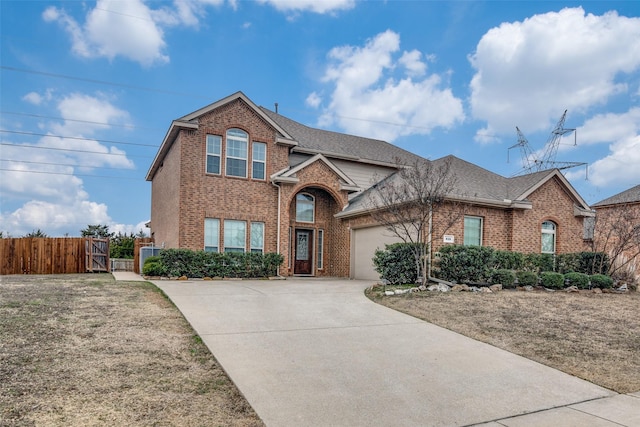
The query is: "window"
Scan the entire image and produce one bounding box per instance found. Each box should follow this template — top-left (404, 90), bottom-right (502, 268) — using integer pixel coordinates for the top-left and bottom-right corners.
top-left (541, 221), bottom-right (556, 254)
top-left (317, 229), bottom-right (324, 269)
top-left (250, 222), bottom-right (264, 253)
top-left (252, 142), bottom-right (266, 180)
top-left (296, 193), bottom-right (314, 223)
top-left (206, 135), bottom-right (221, 174)
top-left (224, 220), bottom-right (246, 252)
top-left (226, 128), bottom-right (248, 177)
top-left (204, 218), bottom-right (219, 252)
top-left (463, 216), bottom-right (483, 246)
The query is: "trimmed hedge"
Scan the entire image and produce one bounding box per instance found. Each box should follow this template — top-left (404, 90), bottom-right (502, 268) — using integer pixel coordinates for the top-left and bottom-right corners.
top-left (589, 274), bottom-right (613, 289)
top-left (490, 269), bottom-right (516, 288)
top-left (436, 245), bottom-right (495, 283)
top-left (564, 272), bottom-right (590, 289)
top-left (142, 255), bottom-right (165, 276)
top-left (154, 249), bottom-right (283, 278)
top-left (516, 270), bottom-right (538, 287)
top-left (540, 271), bottom-right (565, 289)
top-left (373, 243), bottom-right (421, 285)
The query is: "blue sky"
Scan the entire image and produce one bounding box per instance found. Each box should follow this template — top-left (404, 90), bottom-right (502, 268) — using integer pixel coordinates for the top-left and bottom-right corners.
top-left (1, 0), bottom-right (639, 237)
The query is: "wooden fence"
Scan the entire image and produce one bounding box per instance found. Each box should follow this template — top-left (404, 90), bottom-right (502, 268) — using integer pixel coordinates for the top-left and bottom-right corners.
top-left (0, 237), bottom-right (110, 275)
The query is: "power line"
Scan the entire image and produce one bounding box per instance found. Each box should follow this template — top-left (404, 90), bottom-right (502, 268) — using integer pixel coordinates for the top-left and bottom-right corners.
top-left (0, 159), bottom-right (139, 171)
top-left (1, 111), bottom-right (162, 132)
top-left (0, 168), bottom-right (144, 180)
top-left (0, 142), bottom-right (153, 158)
top-left (1, 65), bottom-right (210, 99)
top-left (1, 130), bottom-right (159, 148)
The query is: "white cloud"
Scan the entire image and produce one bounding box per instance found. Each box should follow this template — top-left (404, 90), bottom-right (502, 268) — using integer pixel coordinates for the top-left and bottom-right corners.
top-left (585, 136), bottom-right (640, 187)
top-left (306, 92), bottom-right (322, 108)
top-left (564, 108), bottom-right (640, 187)
top-left (469, 7), bottom-right (640, 142)
top-left (0, 91), bottom-right (136, 236)
top-left (44, 0), bottom-right (170, 66)
top-left (0, 199), bottom-right (112, 237)
top-left (399, 50), bottom-right (427, 77)
top-left (22, 91), bottom-right (51, 105)
top-left (256, 0), bottom-right (355, 14)
top-left (313, 30), bottom-right (464, 141)
top-left (575, 108), bottom-right (640, 146)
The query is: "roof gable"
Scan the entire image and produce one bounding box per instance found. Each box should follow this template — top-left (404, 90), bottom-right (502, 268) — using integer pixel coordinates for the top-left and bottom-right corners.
top-left (272, 154), bottom-right (359, 191)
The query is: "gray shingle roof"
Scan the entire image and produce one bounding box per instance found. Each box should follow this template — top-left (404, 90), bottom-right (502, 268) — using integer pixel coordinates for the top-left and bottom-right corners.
top-left (259, 107), bottom-right (421, 165)
top-left (593, 184), bottom-right (640, 206)
top-left (339, 155), bottom-right (584, 217)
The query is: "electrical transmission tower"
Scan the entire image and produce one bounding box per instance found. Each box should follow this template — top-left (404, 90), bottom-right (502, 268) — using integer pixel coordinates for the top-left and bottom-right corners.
top-left (508, 110), bottom-right (588, 176)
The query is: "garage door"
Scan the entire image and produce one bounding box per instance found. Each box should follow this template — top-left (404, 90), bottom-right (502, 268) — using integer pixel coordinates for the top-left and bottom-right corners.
top-left (351, 226), bottom-right (403, 280)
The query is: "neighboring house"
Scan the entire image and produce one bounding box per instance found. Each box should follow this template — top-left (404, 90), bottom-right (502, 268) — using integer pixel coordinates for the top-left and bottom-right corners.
top-left (592, 184), bottom-right (640, 282)
top-left (146, 91), bottom-right (594, 280)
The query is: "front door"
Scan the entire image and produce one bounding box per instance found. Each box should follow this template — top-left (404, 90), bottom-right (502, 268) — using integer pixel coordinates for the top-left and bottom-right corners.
top-left (294, 230), bottom-right (313, 275)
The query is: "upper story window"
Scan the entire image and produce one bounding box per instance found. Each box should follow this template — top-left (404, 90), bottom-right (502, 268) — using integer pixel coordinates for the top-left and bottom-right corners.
top-left (252, 142), bottom-right (266, 180)
top-left (206, 135), bottom-right (221, 174)
top-left (463, 216), bottom-right (483, 246)
top-left (296, 193), bottom-right (315, 223)
top-left (226, 128), bottom-right (248, 178)
top-left (541, 220), bottom-right (556, 254)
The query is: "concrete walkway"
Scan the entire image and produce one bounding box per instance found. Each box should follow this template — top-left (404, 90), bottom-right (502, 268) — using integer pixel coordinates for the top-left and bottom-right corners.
top-left (115, 273), bottom-right (639, 426)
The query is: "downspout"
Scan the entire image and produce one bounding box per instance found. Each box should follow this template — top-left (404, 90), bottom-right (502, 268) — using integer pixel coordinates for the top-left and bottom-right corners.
top-left (427, 203), bottom-right (455, 286)
top-left (272, 181), bottom-right (282, 277)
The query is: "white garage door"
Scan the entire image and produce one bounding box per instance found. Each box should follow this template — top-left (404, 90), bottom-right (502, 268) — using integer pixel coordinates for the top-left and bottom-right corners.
top-left (351, 226), bottom-right (403, 280)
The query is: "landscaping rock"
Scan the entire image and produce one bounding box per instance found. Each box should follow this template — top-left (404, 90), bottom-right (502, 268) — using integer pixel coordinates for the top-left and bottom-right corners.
top-left (451, 284), bottom-right (469, 292)
top-left (427, 284), bottom-right (450, 292)
top-left (394, 289), bottom-right (411, 295)
top-left (384, 290), bottom-right (395, 296)
top-left (468, 286), bottom-right (481, 292)
top-left (418, 285), bottom-right (427, 291)
top-left (616, 283), bottom-right (628, 292)
top-left (565, 286), bottom-right (579, 293)
top-left (489, 284), bottom-right (502, 292)
top-left (518, 285), bottom-right (534, 292)
top-left (592, 288), bottom-right (602, 294)
top-left (178, 275), bottom-right (188, 281)
top-left (480, 287), bottom-right (492, 293)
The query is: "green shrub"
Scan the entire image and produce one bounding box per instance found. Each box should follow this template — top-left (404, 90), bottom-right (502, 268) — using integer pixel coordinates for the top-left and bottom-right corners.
top-left (157, 248), bottom-right (283, 278)
top-left (142, 260), bottom-right (165, 276)
top-left (589, 274), bottom-right (613, 289)
top-left (490, 269), bottom-right (516, 288)
top-left (493, 250), bottom-right (525, 270)
top-left (516, 270), bottom-right (538, 286)
top-left (540, 271), bottom-right (564, 289)
top-left (556, 253), bottom-right (580, 274)
top-left (436, 245), bottom-right (495, 283)
top-left (523, 253), bottom-right (555, 273)
top-left (564, 272), bottom-right (590, 289)
top-left (578, 252), bottom-right (610, 275)
top-left (373, 243), bottom-right (421, 285)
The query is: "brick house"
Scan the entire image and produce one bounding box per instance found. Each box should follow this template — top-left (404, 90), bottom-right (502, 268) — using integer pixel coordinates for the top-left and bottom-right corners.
top-left (146, 91), bottom-right (594, 280)
top-left (592, 184), bottom-right (640, 282)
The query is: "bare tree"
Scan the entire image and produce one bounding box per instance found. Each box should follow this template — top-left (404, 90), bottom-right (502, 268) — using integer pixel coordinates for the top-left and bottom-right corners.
top-left (367, 157), bottom-right (463, 284)
top-left (590, 203), bottom-right (640, 281)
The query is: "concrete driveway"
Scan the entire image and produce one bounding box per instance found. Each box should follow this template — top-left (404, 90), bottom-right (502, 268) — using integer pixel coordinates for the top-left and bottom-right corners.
top-left (151, 278), bottom-right (629, 427)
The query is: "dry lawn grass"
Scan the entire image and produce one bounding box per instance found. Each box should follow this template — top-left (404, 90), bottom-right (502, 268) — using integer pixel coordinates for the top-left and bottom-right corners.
top-left (0, 274), bottom-right (263, 427)
top-left (368, 288), bottom-right (640, 394)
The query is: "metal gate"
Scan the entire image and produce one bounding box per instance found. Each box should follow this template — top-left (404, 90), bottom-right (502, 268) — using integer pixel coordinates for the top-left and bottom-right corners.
top-left (86, 238), bottom-right (109, 272)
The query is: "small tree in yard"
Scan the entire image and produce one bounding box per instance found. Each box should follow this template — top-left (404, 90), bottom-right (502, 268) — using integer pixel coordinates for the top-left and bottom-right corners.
top-left (81, 224), bottom-right (114, 239)
top-left (589, 203), bottom-right (640, 281)
top-left (367, 157), bottom-right (462, 285)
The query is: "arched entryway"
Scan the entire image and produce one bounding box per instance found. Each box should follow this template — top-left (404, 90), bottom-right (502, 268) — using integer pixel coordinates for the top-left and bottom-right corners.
top-left (288, 186), bottom-right (346, 277)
